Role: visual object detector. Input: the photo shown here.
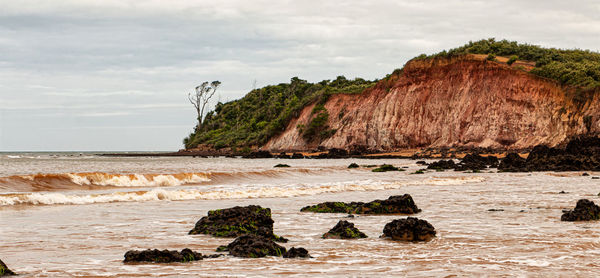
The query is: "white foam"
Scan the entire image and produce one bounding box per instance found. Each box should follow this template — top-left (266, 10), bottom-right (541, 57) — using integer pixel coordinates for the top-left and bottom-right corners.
top-left (64, 173), bottom-right (211, 187)
top-left (0, 176), bottom-right (485, 206)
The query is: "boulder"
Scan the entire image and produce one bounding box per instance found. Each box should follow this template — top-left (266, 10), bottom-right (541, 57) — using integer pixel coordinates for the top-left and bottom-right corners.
top-left (243, 151), bottom-right (273, 158)
top-left (498, 153), bottom-right (527, 172)
top-left (372, 164), bottom-right (399, 172)
top-left (291, 152), bottom-right (305, 159)
top-left (561, 199), bottom-right (600, 221)
top-left (283, 247), bottom-right (312, 258)
top-left (0, 259), bottom-right (15, 276)
top-left (226, 235), bottom-right (286, 258)
top-left (381, 217), bottom-right (436, 242)
top-left (348, 163), bottom-right (359, 169)
top-left (454, 154), bottom-right (498, 171)
top-left (123, 248), bottom-right (205, 263)
top-left (426, 160), bottom-right (455, 170)
top-left (189, 205), bottom-right (287, 242)
top-left (322, 220), bottom-right (367, 239)
top-left (274, 164), bottom-right (290, 168)
top-left (301, 194), bottom-right (421, 214)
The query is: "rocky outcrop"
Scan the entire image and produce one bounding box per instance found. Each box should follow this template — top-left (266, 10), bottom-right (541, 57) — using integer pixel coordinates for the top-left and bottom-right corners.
top-left (498, 153), bottom-right (527, 171)
top-left (561, 199), bottom-right (600, 221)
top-left (123, 248), bottom-right (214, 263)
top-left (189, 205), bottom-right (287, 242)
top-left (264, 56), bottom-right (600, 151)
top-left (301, 194), bottom-right (421, 214)
top-left (0, 259), bottom-right (15, 276)
top-left (224, 235), bottom-right (311, 258)
top-left (381, 217), bottom-right (436, 242)
top-left (322, 220), bottom-right (367, 239)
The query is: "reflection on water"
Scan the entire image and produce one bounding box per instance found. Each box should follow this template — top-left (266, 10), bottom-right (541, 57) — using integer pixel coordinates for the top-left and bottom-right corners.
top-left (1, 155), bottom-right (599, 276)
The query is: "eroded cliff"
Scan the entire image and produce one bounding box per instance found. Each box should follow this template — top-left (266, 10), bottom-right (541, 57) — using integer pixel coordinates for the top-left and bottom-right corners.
top-left (264, 56), bottom-right (600, 151)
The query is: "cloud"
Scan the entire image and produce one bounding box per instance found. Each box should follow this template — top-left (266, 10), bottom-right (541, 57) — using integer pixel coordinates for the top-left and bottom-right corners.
top-left (1, 0), bottom-right (599, 150)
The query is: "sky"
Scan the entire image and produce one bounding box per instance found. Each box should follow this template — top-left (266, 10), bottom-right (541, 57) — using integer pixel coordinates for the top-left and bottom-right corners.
top-left (1, 0), bottom-right (599, 151)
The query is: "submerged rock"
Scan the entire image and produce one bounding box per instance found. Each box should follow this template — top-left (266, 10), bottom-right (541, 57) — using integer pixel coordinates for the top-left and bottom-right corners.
top-left (301, 194), bottom-right (421, 214)
top-left (274, 164), bottom-right (290, 168)
top-left (0, 259), bottom-right (15, 276)
top-left (372, 164), bottom-right (400, 172)
top-left (348, 163), bottom-right (360, 169)
top-left (381, 217), bottom-right (436, 242)
top-left (561, 199), bottom-right (600, 221)
top-left (283, 247), bottom-right (312, 258)
top-left (123, 248), bottom-right (205, 263)
top-left (189, 205), bottom-right (287, 242)
top-left (322, 220), bottom-right (367, 239)
top-left (226, 235), bottom-right (286, 258)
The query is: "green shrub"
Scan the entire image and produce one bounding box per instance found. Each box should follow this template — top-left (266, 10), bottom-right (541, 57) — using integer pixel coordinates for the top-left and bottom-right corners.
top-left (486, 53), bottom-right (496, 61)
top-left (507, 55), bottom-right (518, 65)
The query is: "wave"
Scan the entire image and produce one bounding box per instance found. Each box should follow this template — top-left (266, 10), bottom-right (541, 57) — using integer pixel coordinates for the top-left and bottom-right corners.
top-left (0, 172), bottom-right (211, 192)
top-left (0, 176), bottom-right (485, 206)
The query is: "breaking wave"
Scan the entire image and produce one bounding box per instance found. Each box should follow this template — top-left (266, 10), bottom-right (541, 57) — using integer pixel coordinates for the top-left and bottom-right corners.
top-left (0, 172), bottom-right (211, 191)
top-left (0, 176), bottom-right (485, 206)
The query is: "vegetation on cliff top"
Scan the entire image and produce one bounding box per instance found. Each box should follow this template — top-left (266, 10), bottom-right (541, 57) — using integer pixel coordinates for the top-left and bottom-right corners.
top-left (184, 76), bottom-right (375, 149)
top-left (185, 39), bottom-right (600, 149)
top-left (416, 38), bottom-right (600, 90)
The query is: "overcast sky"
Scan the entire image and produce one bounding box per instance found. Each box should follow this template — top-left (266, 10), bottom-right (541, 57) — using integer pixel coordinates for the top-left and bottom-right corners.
top-left (1, 0), bottom-right (599, 151)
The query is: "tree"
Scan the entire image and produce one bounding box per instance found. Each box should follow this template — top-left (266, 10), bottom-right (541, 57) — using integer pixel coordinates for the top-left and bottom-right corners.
top-left (188, 80), bottom-right (221, 130)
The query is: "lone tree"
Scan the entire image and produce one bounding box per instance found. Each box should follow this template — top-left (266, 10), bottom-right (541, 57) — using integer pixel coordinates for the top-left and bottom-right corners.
top-left (188, 81), bottom-right (221, 131)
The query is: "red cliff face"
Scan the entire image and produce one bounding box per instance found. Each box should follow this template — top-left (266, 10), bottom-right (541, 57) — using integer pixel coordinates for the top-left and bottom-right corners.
top-left (264, 56), bottom-right (600, 151)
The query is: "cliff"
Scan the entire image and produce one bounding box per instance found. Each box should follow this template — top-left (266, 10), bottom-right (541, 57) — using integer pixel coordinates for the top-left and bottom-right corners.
top-left (264, 55), bottom-right (600, 151)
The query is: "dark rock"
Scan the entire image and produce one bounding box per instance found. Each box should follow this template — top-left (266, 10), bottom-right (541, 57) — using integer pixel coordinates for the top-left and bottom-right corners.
top-left (346, 214), bottom-right (355, 218)
top-left (226, 235), bottom-right (286, 258)
top-left (189, 205), bottom-right (287, 242)
top-left (291, 153), bottom-right (305, 159)
top-left (519, 137), bottom-right (600, 172)
top-left (348, 163), bottom-right (360, 169)
top-left (381, 217), bottom-right (436, 242)
top-left (301, 194), bottom-right (421, 215)
top-left (416, 160), bottom-right (428, 165)
top-left (276, 152), bottom-right (291, 159)
top-left (123, 248), bottom-right (203, 263)
top-left (498, 153), bottom-right (527, 172)
top-left (426, 159), bottom-right (455, 170)
top-left (561, 199), bottom-right (600, 221)
top-left (215, 245), bottom-right (228, 252)
top-left (559, 191), bottom-right (567, 194)
top-left (283, 247), bottom-right (312, 258)
top-left (487, 209), bottom-right (504, 212)
top-left (372, 164), bottom-right (399, 172)
top-left (582, 172), bottom-right (590, 176)
top-left (243, 150), bottom-right (273, 159)
top-left (315, 148), bottom-right (349, 159)
top-left (0, 259), bottom-right (15, 276)
top-left (274, 164), bottom-right (290, 168)
top-left (454, 154), bottom-right (498, 171)
top-left (593, 177), bottom-right (600, 180)
top-left (322, 220), bottom-right (367, 239)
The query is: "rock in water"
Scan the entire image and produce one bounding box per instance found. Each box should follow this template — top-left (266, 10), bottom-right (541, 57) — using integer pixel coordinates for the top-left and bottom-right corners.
top-left (426, 159), bottom-right (456, 170)
top-left (226, 235), bottom-right (287, 258)
top-left (381, 217), bottom-right (436, 242)
top-left (283, 247), bottom-right (311, 258)
top-left (301, 194), bottom-right (421, 214)
top-left (0, 259), bottom-right (15, 276)
top-left (123, 248), bottom-right (204, 263)
top-left (322, 220), bottom-right (367, 239)
top-left (348, 163), bottom-right (359, 169)
top-left (498, 153), bottom-right (527, 172)
top-left (561, 199), bottom-right (600, 221)
top-left (189, 205), bottom-right (287, 242)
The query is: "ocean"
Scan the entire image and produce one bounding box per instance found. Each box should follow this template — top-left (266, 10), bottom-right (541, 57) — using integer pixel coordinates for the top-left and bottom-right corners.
top-left (1, 153), bottom-right (599, 277)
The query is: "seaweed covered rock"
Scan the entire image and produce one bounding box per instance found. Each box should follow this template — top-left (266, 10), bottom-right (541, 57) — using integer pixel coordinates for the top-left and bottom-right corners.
top-left (426, 160), bottom-right (455, 170)
top-left (372, 164), bottom-right (399, 172)
top-left (454, 154), bottom-right (498, 171)
top-left (561, 199), bottom-right (600, 221)
top-left (322, 220), bottom-right (367, 239)
top-left (283, 247), bottom-right (311, 258)
top-left (0, 259), bottom-right (15, 276)
top-left (274, 164), bottom-right (290, 168)
top-left (189, 205), bottom-right (287, 242)
top-left (226, 234), bottom-right (287, 258)
top-left (381, 217), bottom-right (436, 242)
top-left (301, 194), bottom-right (421, 214)
top-left (348, 163), bottom-right (359, 169)
top-left (498, 153), bottom-right (527, 172)
top-left (243, 150), bottom-right (273, 158)
top-left (123, 248), bottom-right (204, 263)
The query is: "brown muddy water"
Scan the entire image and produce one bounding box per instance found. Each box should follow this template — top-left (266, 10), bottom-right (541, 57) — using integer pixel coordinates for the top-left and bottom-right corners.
top-left (1, 154), bottom-right (599, 277)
